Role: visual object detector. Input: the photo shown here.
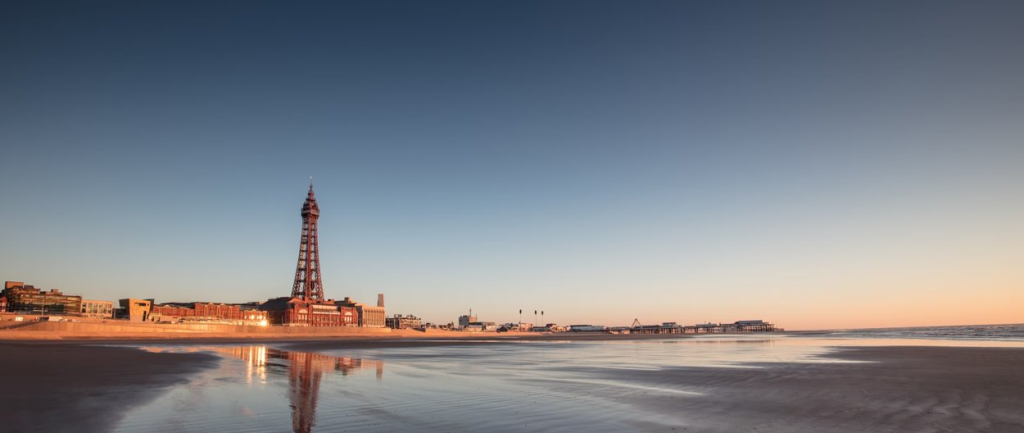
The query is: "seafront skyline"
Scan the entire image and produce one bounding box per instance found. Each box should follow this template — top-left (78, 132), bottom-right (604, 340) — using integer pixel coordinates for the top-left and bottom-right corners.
top-left (2, 1), bottom-right (1023, 330)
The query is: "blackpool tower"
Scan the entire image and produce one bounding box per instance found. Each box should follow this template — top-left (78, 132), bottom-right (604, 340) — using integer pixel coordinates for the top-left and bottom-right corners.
top-left (291, 181), bottom-right (325, 301)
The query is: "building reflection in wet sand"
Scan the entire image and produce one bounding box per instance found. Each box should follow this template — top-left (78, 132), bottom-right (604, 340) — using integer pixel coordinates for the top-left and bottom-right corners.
top-left (218, 346), bottom-right (384, 433)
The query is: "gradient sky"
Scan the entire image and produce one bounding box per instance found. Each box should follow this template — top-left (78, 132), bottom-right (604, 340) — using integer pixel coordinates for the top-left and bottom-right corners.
top-left (2, 1), bottom-right (1022, 330)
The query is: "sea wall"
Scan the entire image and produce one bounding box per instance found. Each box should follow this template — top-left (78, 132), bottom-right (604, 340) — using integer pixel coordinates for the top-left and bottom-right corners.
top-left (3, 321), bottom-right (393, 337)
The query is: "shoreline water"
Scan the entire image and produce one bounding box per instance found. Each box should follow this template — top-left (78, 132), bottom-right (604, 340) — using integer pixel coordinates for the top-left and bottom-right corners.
top-left (5, 334), bottom-right (1024, 433)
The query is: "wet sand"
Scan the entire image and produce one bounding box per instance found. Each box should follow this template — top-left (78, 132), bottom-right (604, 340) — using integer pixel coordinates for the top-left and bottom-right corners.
top-left (4, 340), bottom-right (1022, 432)
top-left (580, 345), bottom-right (1024, 432)
top-left (0, 342), bottom-right (219, 433)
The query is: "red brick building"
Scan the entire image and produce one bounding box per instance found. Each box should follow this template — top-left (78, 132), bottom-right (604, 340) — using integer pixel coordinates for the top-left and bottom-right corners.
top-left (261, 297), bottom-right (357, 327)
top-left (151, 302), bottom-right (267, 325)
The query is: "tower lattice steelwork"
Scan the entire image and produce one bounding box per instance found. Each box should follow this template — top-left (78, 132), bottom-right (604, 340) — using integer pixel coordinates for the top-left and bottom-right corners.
top-left (291, 182), bottom-right (325, 301)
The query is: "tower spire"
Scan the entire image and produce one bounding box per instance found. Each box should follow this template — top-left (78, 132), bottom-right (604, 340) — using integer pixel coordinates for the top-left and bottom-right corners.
top-left (292, 181), bottom-right (324, 301)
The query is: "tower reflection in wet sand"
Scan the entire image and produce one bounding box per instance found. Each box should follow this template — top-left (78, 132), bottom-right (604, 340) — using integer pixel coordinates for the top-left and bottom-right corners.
top-left (221, 346), bottom-right (384, 433)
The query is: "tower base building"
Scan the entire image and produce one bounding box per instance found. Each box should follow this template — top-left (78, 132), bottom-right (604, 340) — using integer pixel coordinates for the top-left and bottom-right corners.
top-left (259, 183), bottom-right (364, 327)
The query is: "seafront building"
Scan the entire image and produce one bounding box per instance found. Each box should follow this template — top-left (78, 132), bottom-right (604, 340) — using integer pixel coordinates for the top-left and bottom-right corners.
top-left (355, 301), bottom-right (385, 328)
top-left (464, 321), bottom-right (497, 332)
top-left (118, 298), bottom-right (154, 322)
top-left (150, 302), bottom-right (268, 325)
top-left (457, 312), bottom-right (477, 329)
top-left (457, 311), bottom-right (502, 331)
top-left (114, 299), bottom-right (270, 325)
top-left (261, 297), bottom-right (357, 327)
top-left (385, 314), bottom-right (423, 330)
top-left (1, 281), bottom-right (83, 315)
top-left (81, 299), bottom-right (114, 318)
top-left (530, 323), bottom-right (563, 332)
top-left (337, 296), bottom-right (386, 328)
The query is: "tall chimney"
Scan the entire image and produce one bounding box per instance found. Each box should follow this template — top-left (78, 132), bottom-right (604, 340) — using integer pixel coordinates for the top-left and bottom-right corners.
top-left (377, 293), bottom-right (384, 308)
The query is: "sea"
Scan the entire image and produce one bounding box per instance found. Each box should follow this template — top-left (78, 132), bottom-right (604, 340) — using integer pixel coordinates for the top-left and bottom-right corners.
top-left (113, 323), bottom-right (1024, 433)
top-left (811, 323), bottom-right (1024, 341)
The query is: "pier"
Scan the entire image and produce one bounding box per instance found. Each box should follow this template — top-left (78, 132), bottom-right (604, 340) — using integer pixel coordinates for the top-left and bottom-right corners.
top-left (611, 319), bottom-right (782, 335)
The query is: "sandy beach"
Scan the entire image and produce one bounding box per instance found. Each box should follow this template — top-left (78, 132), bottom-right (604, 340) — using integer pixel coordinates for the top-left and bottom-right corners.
top-left (3, 337), bottom-right (1023, 433)
top-left (0, 342), bottom-right (219, 433)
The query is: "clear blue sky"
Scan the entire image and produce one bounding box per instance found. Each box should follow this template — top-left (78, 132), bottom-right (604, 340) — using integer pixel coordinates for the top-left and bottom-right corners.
top-left (2, 1), bottom-right (1022, 329)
